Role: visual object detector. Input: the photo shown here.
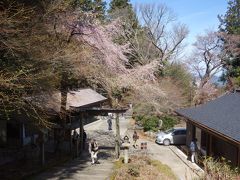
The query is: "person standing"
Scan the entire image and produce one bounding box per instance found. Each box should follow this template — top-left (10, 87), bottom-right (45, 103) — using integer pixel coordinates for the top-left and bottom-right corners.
top-left (107, 113), bottom-right (113, 131)
top-left (132, 131), bottom-right (139, 148)
top-left (89, 139), bottom-right (99, 164)
top-left (190, 138), bottom-right (198, 163)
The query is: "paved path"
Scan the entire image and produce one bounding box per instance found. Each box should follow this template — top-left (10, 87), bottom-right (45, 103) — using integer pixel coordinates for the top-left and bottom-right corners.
top-left (85, 115), bottom-right (130, 137)
top-left (147, 141), bottom-right (201, 180)
top-left (33, 118), bottom-right (203, 180)
top-left (127, 130), bottom-right (203, 180)
top-left (34, 117), bottom-right (131, 180)
top-left (34, 152), bottom-right (113, 180)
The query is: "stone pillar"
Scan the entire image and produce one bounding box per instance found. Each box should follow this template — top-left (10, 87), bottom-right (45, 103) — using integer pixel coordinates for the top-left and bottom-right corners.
top-left (122, 143), bottom-right (130, 163)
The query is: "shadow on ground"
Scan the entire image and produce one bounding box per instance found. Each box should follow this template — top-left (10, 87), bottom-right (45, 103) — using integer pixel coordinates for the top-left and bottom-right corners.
top-left (31, 130), bottom-right (117, 180)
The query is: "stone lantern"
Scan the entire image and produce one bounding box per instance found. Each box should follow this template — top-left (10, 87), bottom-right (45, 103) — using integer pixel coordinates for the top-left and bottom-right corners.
top-left (122, 135), bottom-right (130, 164)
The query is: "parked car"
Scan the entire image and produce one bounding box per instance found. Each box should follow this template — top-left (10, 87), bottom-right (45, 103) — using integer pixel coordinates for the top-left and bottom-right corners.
top-left (155, 128), bottom-right (186, 146)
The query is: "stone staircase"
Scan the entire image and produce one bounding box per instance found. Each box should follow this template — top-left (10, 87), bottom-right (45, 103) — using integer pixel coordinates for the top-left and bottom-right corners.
top-left (34, 116), bottom-right (132, 180)
top-left (34, 150), bottom-right (114, 180)
top-left (34, 129), bottom-right (116, 180)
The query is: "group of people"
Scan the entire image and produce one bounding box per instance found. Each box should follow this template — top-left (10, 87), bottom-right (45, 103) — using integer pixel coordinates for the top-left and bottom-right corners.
top-left (74, 126), bottom-right (198, 165)
top-left (77, 113), bottom-right (141, 165)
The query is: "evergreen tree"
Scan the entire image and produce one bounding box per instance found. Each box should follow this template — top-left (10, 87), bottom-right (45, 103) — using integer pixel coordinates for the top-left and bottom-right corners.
top-left (108, 0), bottom-right (131, 13)
top-left (108, 0), bottom-right (138, 28)
top-left (93, 0), bottom-right (106, 20)
top-left (219, 0), bottom-right (240, 87)
top-left (108, 0), bottom-right (140, 67)
top-left (73, 0), bottom-right (93, 11)
top-left (219, 0), bottom-right (240, 34)
top-left (108, 0), bottom-right (137, 27)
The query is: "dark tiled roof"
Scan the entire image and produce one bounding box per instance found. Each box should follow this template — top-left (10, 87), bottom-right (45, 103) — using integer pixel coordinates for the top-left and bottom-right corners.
top-left (176, 92), bottom-right (240, 142)
top-left (28, 88), bottom-right (107, 112)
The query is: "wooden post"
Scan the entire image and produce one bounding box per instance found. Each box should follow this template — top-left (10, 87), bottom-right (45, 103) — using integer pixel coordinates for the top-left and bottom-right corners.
top-left (38, 131), bottom-right (45, 166)
top-left (20, 124), bottom-right (24, 147)
top-left (209, 135), bottom-right (213, 156)
top-left (238, 145), bottom-right (240, 167)
top-left (80, 114), bottom-right (84, 154)
top-left (76, 138), bottom-right (79, 157)
top-left (70, 129), bottom-right (72, 156)
top-left (115, 113), bottom-right (120, 159)
top-left (41, 142), bottom-right (45, 165)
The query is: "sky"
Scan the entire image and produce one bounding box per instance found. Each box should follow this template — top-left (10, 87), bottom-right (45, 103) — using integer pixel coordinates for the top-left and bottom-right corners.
top-left (106, 0), bottom-right (228, 53)
top-left (131, 0), bottom-right (228, 47)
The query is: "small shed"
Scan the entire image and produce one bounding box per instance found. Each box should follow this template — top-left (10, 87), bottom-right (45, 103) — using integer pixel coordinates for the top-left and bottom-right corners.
top-left (175, 90), bottom-right (240, 167)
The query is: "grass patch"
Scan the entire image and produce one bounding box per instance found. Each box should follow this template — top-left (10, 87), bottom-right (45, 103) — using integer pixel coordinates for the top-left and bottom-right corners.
top-left (110, 155), bottom-right (177, 180)
top-left (150, 159), bottom-right (177, 179)
top-left (201, 157), bottom-right (240, 180)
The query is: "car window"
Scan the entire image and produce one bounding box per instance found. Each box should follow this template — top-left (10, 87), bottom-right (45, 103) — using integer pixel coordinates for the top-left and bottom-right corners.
top-left (172, 130), bottom-right (181, 135)
top-left (172, 129), bottom-right (186, 135)
top-left (181, 130), bottom-right (186, 135)
top-left (165, 129), bottom-right (174, 134)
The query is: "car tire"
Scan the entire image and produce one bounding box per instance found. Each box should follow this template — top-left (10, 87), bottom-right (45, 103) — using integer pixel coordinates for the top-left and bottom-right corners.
top-left (163, 139), bottom-right (170, 146)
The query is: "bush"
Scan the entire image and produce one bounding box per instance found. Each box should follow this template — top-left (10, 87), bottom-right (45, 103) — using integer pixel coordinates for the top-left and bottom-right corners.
top-left (202, 157), bottom-right (240, 179)
top-left (161, 115), bottom-right (178, 130)
top-left (142, 116), bottom-right (159, 132)
top-left (134, 115), bottom-right (178, 132)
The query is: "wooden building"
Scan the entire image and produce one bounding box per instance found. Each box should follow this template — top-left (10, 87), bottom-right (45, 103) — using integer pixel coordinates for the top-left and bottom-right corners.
top-left (0, 88), bottom-right (128, 165)
top-left (0, 88), bottom-right (109, 164)
top-left (176, 90), bottom-right (240, 167)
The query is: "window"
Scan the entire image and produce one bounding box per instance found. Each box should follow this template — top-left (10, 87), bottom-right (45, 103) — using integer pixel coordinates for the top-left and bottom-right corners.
top-left (165, 128), bottom-right (174, 134)
top-left (180, 130), bottom-right (186, 135)
top-left (173, 130), bottom-right (181, 135)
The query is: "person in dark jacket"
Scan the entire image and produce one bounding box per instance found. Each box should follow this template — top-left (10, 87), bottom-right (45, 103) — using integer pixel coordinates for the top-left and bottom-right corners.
top-left (190, 138), bottom-right (198, 163)
top-left (89, 139), bottom-right (99, 164)
top-left (107, 113), bottom-right (113, 131)
top-left (132, 131), bottom-right (139, 148)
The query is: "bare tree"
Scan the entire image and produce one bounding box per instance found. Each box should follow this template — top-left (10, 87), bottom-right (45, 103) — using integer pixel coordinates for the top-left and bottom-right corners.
top-left (135, 4), bottom-right (188, 64)
top-left (189, 30), bottom-right (223, 87)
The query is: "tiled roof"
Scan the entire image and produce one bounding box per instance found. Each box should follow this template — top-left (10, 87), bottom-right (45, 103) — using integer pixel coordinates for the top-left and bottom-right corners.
top-left (29, 88), bottom-right (107, 113)
top-left (176, 91), bottom-right (240, 142)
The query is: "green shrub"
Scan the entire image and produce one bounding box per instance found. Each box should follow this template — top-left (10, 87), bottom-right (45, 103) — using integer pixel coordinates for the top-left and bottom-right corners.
top-left (134, 115), bottom-right (178, 132)
top-left (161, 115), bottom-right (178, 130)
top-left (135, 115), bottom-right (144, 122)
top-left (142, 116), bottom-right (159, 132)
